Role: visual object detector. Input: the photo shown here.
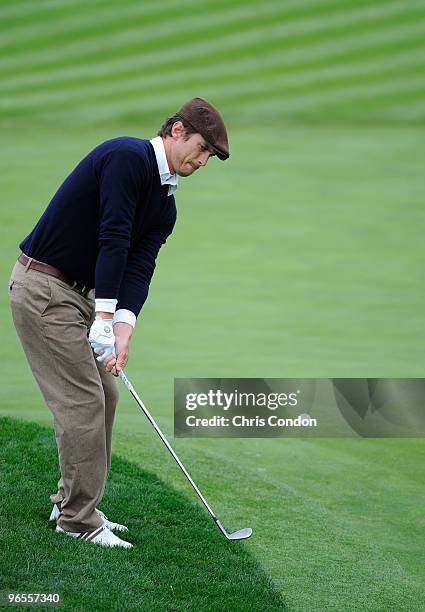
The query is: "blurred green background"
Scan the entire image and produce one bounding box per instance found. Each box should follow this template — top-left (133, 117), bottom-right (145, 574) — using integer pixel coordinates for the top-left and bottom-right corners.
top-left (1, 1), bottom-right (424, 610)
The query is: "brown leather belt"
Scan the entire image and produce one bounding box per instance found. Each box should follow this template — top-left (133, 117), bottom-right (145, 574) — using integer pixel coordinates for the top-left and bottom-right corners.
top-left (18, 253), bottom-right (91, 296)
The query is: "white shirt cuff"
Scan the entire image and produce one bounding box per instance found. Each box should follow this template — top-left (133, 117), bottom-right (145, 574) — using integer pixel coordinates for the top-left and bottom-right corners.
top-left (113, 309), bottom-right (136, 328)
top-left (95, 298), bottom-right (117, 314)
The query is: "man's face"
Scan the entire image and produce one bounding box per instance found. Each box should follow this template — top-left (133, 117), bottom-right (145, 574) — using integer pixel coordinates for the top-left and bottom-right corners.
top-left (169, 123), bottom-right (214, 177)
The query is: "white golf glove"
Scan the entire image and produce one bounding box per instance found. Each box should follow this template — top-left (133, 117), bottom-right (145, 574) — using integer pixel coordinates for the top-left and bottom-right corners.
top-left (89, 316), bottom-right (115, 362)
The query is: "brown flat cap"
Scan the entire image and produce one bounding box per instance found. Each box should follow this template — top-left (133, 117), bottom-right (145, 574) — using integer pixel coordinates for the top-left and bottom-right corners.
top-left (175, 97), bottom-right (229, 160)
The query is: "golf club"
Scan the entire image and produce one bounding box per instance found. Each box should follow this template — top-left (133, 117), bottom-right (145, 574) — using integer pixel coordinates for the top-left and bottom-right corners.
top-left (119, 370), bottom-right (252, 541)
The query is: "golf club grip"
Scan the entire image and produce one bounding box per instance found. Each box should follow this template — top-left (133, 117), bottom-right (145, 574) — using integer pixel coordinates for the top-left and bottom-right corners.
top-left (118, 370), bottom-right (217, 520)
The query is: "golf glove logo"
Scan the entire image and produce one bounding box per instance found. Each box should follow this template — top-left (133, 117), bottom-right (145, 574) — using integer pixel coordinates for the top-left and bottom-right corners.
top-left (89, 316), bottom-right (115, 362)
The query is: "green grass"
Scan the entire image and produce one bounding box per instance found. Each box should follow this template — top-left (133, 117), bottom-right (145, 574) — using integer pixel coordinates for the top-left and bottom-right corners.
top-left (1, 121), bottom-right (424, 378)
top-left (0, 417), bottom-right (284, 611)
top-left (1, 98), bottom-right (425, 612)
top-left (1, 415), bottom-right (424, 611)
top-left (1, 0), bottom-right (425, 125)
top-left (1, 0), bottom-right (425, 609)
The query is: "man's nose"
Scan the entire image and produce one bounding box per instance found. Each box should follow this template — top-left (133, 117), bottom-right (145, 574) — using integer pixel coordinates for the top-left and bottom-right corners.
top-left (197, 152), bottom-right (210, 167)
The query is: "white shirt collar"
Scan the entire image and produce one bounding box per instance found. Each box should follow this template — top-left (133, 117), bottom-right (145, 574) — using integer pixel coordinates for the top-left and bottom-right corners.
top-left (150, 136), bottom-right (178, 196)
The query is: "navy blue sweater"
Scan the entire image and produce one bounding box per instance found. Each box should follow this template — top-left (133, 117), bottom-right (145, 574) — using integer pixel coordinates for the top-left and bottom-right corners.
top-left (20, 137), bottom-right (177, 317)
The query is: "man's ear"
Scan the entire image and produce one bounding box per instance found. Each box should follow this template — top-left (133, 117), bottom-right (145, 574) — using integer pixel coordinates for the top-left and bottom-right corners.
top-left (171, 121), bottom-right (185, 139)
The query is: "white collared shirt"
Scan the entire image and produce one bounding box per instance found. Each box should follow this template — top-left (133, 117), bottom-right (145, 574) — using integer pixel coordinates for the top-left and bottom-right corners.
top-left (149, 136), bottom-right (179, 196)
top-left (95, 137), bottom-right (178, 327)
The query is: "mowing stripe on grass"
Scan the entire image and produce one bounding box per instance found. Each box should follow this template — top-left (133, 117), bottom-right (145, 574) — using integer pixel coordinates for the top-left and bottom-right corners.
top-left (17, 70), bottom-right (422, 125)
top-left (0, 0), bottom-right (307, 49)
top-left (2, 20), bottom-right (424, 94)
top-left (0, 0), bottom-right (332, 59)
top-left (2, 47), bottom-right (424, 112)
top-left (1, 0), bottom-right (423, 74)
top-left (0, 3), bottom-right (423, 123)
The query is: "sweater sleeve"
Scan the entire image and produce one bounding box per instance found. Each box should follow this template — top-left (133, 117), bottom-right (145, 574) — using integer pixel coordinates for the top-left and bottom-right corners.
top-left (94, 149), bottom-right (145, 299)
top-left (115, 197), bottom-right (176, 317)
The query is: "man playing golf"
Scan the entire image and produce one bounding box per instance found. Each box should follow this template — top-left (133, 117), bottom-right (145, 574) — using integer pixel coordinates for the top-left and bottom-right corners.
top-left (8, 97), bottom-right (229, 549)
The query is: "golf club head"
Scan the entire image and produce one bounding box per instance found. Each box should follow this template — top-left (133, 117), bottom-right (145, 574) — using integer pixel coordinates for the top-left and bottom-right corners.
top-left (215, 519), bottom-right (252, 540)
top-left (227, 527), bottom-right (253, 540)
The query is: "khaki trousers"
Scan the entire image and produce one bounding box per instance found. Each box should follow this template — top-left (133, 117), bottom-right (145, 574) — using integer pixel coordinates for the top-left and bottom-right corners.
top-left (8, 260), bottom-right (119, 533)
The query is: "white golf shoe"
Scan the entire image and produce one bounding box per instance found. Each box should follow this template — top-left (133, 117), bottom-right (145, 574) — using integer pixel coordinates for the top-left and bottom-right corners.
top-left (49, 504), bottom-right (129, 532)
top-left (56, 524), bottom-right (133, 549)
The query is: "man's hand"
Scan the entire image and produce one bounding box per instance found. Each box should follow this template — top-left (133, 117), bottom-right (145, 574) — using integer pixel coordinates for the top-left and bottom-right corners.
top-left (103, 322), bottom-right (133, 376)
top-left (88, 316), bottom-right (115, 362)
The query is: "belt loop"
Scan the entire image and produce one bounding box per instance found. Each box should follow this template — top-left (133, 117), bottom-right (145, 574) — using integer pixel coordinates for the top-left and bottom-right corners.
top-left (24, 256), bottom-right (33, 272)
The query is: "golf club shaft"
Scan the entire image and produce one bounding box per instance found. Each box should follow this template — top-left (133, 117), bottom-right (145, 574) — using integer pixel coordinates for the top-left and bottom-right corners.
top-left (119, 370), bottom-right (218, 523)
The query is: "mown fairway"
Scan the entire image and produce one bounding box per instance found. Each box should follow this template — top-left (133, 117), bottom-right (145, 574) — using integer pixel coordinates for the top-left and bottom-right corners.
top-left (1, 1), bottom-right (424, 610)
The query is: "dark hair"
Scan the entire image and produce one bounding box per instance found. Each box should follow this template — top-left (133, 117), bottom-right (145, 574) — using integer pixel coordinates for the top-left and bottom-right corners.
top-left (157, 114), bottom-right (197, 138)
